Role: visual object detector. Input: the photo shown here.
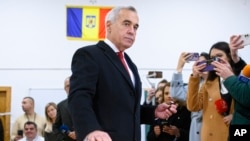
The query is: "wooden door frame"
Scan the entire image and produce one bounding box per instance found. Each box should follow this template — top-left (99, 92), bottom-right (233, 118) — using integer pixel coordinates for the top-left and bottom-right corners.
top-left (0, 86), bottom-right (11, 141)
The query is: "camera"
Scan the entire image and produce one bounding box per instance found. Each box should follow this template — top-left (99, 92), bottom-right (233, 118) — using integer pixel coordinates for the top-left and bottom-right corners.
top-left (197, 57), bottom-right (219, 72)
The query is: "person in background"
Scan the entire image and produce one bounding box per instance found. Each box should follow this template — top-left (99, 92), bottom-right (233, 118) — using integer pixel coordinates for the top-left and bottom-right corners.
top-left (0, 117), bottom-right (3, 141)
top-left (187, 41), bottom-right (246, 141)
top-left (144, 79), bottom-right (168, 106)
top-left (145, 86), bottom-right (165, 140)
top-left (53, 76), bottom-right (76, 141)
top-left (147, 82), bottom-right (191, 141)
top-left (157, 79), bottom-right (169, 88)
top-left (68, 6), bottom-right (177, 141)
top-left (211, 35), bottom-right (249, 125)
top-left (170, 52), bottom-right (209, 141)
top-left (11, 97), bottom-right (46, 141)
top-left (18, 121), bottom-right (44, 141)
top-left (44, 102), bottom-right (57, 141)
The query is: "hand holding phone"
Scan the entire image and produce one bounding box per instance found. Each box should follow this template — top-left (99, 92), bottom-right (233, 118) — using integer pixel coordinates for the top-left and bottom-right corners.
top-left (197, 57), bottom-right (219, 72)
top-left (240, 34), bottom-right (250, 46)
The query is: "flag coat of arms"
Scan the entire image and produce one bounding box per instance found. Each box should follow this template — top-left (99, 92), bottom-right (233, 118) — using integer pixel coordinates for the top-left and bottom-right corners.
top-left (66, 6), bottom-right (112, 41)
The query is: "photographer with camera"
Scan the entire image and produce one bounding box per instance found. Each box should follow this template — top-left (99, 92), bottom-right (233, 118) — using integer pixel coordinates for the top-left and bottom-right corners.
top-left (187, 41), bottom-right (246, 141)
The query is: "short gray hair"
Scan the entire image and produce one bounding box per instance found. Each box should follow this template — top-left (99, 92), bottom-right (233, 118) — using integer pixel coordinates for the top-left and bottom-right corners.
top-left (105, 6), bottom-right (137, 23)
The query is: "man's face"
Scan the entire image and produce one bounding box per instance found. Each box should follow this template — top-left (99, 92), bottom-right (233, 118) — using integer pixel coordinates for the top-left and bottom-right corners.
top-left (107, 9), bottom-right (139, 51)
top-left (64, 78), bottom-right (70, 95)
top-left (22, 98), bottom-right (33, 112)
top-left (24, 124), bottom-right (37, 139)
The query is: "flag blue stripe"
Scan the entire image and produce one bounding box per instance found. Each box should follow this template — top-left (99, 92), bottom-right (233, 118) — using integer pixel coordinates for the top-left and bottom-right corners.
top-left (67, 8), bottom-right (82, 38)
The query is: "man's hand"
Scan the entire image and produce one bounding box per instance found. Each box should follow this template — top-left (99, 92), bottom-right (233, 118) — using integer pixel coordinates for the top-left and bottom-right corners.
top-left (14, 135), bottom-right (23, 141)
top-left (84, 130), bottom-right (112, 141)
top-left (155, 103), bottom-right (177, 119)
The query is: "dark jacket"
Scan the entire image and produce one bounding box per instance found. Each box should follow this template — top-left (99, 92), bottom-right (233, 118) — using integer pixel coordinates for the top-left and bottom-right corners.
top-left (147, 106), bottom-right (191, 141)
top-left (53, 99), bottom-right (76, 141)
top-left (44, 131), bottom-right (57, 141)
top-left (68, 41), bottom-right (155, 141)
top-left (224, 75), bottom-right (250, 124)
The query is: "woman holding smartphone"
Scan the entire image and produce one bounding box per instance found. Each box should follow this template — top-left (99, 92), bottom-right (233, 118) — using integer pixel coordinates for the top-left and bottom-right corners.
top-left (186, 41), bottom-right (246, 141)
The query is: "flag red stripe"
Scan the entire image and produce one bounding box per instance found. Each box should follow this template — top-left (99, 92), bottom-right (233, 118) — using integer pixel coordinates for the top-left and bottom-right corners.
top-left (98, 8), bottom-right (112, 39)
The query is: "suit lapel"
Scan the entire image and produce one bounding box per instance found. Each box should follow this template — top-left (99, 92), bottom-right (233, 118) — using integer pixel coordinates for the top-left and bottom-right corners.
top-left (97, 41), bottom-right (134, 89)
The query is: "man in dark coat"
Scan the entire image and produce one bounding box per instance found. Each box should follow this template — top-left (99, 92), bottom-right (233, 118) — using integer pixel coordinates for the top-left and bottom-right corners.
top-left (68, 6), bottom-right (177, 141)
top-left (53, 77), bottom-right (76, 141)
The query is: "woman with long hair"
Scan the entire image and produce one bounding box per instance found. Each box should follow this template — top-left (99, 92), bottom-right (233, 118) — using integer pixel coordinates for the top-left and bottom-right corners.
top-left (44, 102), bottom-right (57, 141)
top-left (187, 41), bottom-right (246, 141)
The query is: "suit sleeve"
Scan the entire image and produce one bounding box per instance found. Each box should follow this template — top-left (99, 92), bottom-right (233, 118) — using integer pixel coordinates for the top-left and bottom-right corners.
top-left (68, 48), bottom-right (102, 141)
top-left (140, 105), bottom-right (156, 124)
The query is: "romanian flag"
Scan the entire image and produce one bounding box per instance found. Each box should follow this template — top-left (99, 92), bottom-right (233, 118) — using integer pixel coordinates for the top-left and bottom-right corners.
top-left (66, 6), bottom-right (112, 41)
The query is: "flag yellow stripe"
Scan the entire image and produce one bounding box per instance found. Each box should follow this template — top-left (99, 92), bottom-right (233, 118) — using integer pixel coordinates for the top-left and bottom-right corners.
top-left (82, 7), bottom-right (100, 40)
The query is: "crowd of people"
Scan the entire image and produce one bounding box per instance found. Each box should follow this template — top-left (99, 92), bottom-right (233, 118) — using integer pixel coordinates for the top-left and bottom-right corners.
top-left (10, 77), bottom-right (76, 141)
top-left (3, 5), bottom-right (249, 141)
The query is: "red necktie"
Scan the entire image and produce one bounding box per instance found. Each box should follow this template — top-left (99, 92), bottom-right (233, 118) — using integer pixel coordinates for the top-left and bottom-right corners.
top-left (117, 52), bottom-right (129, 74)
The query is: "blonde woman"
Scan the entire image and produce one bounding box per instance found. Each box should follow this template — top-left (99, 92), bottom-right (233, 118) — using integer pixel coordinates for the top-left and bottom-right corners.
top-left (44, 102), bottom-right (57, 141)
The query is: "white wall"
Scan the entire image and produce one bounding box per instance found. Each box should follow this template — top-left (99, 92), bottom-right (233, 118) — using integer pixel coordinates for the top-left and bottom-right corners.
top-left (1, 0), bottom-right (250, 140)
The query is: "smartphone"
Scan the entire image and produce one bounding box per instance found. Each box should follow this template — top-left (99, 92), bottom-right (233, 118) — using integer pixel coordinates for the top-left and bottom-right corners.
top-left (197, 59), bottom-right (215, 72)
top-left (147, 71), bottom-right (163, 78)
top-left (240, 34), bottom-right (250, 46)
top-left (17, 130), bottom-right (23, 136)
top-left (187, 52), bottom-right (199, 61)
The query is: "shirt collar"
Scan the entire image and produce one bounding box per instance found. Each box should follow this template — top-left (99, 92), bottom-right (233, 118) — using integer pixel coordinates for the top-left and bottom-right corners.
top-left (104, 39), bottom-right (120, 53)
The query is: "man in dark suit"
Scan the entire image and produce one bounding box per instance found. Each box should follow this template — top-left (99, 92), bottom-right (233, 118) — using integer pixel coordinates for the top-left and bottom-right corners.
top-left (53, 76), bottom-right (76, 141)
top-left (68, 6), bottom-right (177, 141)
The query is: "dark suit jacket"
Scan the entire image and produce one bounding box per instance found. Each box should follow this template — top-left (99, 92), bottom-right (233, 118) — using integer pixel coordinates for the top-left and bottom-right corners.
top-left (53, 99), bottom-right (76, 141)
top-left (68, 41), bottom-right (155, 141)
